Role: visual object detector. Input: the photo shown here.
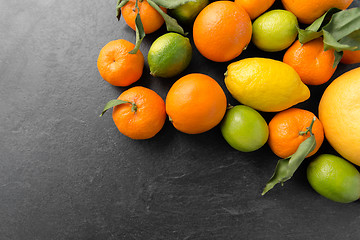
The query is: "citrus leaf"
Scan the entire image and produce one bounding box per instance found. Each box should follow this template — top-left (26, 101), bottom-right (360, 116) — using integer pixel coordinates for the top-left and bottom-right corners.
top-left (147, 0), bottom-right (186, 35)
top-left (129, 12), bottom-right (145, 54)
top-left (151, 0), bottom-right (196, 9)
top-left (297, 27), bottom-right (323, 44)
top-left (298, 8), bottom-right (341, 44)
top-left (322, 7), bottom-right (360, 42)
top-left (116, 0), bottom-right (129, 21)
top-left (100, 99), bottom-right (131, 117)
top-left (338, 29), bottom-right (360, 50)
top-left (333, 51), bottom-right (343, 67)
top-left (262, 117), bottom-right (317, 195)
top-left (323, 30), bottom-right (355, 52)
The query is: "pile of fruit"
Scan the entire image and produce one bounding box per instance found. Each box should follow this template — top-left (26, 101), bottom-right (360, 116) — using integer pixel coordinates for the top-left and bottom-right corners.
top-left (98, 0), bottom-right (360, 203)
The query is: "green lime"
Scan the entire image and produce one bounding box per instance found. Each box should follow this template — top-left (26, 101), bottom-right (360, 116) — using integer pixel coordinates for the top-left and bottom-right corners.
top-left (169, 0), bottom-right (209, 25)
top-left (252, 10), bottom-right (298, 52)
top-left (307, 154), bottom-right (360, 203)
top-left (220, 105), bottom-right (269, 152)
top-left (148, 32), bottom-right (192, 78)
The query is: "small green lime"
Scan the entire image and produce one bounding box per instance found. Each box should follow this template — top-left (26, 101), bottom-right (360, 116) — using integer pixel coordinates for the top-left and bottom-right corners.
top-left (169, 0), bottom-right (209, 25)
top-left (307, 154), bottom-right (360, 203)
top-left (220, 105), bottom-right (269, 152)
top-left (252, 10), bottom-right (298, 52)
top-left (148, 32), bottom-right (192, 78)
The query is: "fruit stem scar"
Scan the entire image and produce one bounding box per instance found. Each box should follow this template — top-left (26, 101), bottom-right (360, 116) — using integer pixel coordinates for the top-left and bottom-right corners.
top-left (130, 102), bottom-right (138, 112)
top-left (299, 117), bottom-right (316, 136)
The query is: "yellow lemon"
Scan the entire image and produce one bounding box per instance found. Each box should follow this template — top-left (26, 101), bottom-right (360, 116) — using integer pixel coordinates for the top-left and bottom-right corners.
top-left (224, 58), bottom-right (310, 112)
top-left (319, 67), bottom-right (360, 166)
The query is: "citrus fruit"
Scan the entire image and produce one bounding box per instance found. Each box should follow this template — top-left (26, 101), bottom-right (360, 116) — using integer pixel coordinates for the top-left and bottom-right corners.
top-left (193, 1), bottom-right (252, 62)
top-left (283, 38), bottom-right (337, 85)
top-left (318, 67), bottom-right (360, 166)
top-left (341, 50), bottom-right (360, 64)
top-left (148, 33), bottom-right (192, 78)
top-left (121, 0), bottom-right (167, 34)
top-left (97, 39), bottom-right (144, 87)
top-left (234, 0), bottom-right (275, 20)
top-left (169, 0), bottom-right (209, 25)
top-left (281, 0), bottom-right (353, 24)
top-left (307, 154), bottom-right (360, 203)
top-left (268, 108), bottom-right (324, 158)
top-left (252, 10), bottom-right (298, 52)
top-left (166, 73), bottom-right (227, 134)
top-left (112, 86), bottom-right (166, 140)
top-left (221, 105), bottom-right (269, 152)
top-left (224, 58), bottom-right (310, 112)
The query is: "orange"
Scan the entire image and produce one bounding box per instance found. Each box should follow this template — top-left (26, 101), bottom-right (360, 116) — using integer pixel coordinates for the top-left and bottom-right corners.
top-left (121, 0), bottom-right (167, 34)
top-left (319, 67), bottom-right (360, 166)
top-left (281, 0), bottom-right (353, 24)
top-left (97, 39), bottom-right (144, 87)
top-left (283, 38), bottom-right (336, 85)
top-left (341, 50), bottom-right (360, 64)
top-left (268, 108), bottom-right (324, 158)
top-left (166, 73), bottom-right (227, 134)
top-left (193, 1), bottom-right (252, 62)
top-left (112, 86), bottom-right (166, 140)
top-left (234, 0), bottom-right (275, 20)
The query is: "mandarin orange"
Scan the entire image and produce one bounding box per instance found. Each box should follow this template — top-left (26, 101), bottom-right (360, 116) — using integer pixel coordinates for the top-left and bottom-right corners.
top-left (97, 39), bottom-right (144, 87)
top-left (193, 1), bottom-right (252, 62)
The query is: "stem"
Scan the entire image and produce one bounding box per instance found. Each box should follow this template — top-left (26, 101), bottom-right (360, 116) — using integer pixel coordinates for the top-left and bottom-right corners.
top-left (299, 117), bottom-right (316, 136)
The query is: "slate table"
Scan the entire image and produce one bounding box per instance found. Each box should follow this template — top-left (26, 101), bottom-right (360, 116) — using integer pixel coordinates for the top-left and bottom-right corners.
top-left (1, 0), bottom-right (360, 239)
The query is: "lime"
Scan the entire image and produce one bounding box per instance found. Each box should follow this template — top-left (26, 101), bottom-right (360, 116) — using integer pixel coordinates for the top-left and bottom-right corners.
top-left (148, 32), bottom-right (192, 78)
top-left (307, 154), bottom-right (360, 203)
top-left (221, 105), bottom-right (269, 152)
top-left (252, 10), bottom-right (298, 52)
top-left (169, 0), bottom-right (209, 25)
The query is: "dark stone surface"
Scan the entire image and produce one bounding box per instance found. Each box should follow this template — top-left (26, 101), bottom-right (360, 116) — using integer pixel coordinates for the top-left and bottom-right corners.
top-left (1, 0), bottom-right (360, 239)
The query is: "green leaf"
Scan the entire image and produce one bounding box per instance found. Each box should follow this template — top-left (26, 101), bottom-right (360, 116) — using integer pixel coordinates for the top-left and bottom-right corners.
top-left (262, 117), bottom-right (317, 195)
top-left (129, 12), bottom-right (146, 54)
top-left (323, 30), bottom-right (355, 52)
top-left (100, 99), bottom-right (136, 117)
top-left (147, 0), bottom-right (186, 35)
top-left (116, 0), bottom-right (129, 21)
top-left (333, 51), bottom-right (343, 68)
top-left (297, 26), bottom-right (323, 44)
top-left (151, 0), bottom-right (196, 9)
top-left (338, 29), bottom-right (360, 50)
top-left (322, 7), bottom-right (360, 42)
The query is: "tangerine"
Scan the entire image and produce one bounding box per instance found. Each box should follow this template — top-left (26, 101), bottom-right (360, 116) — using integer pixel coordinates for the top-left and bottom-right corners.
top-left (268, 108), bottom-right (324, 158)
top-left (112, 86), bottom-right (166, 140)
top-left (166, 73), bottom-right (227, 134)
top-left (283, 38), bottom-right (336, 85)
top-left (281, 0), bottom-right (353, 24)
top-left (97, 39), bottom-right (144, 87)
top-left (121, 0), bottom-right (166, 34)
top-left (234, 0), bottom-right (275, 20)
top-left (193, 1), bottom-right (252, 62)
top-left (341, 50), bottom-right (360, 64)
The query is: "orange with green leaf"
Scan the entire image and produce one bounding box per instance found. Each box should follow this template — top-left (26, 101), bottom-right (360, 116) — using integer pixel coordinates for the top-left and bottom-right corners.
top-left (116, 0), bottom-right (194, 53)
top-left (100, 86), bottom-right (166, 140)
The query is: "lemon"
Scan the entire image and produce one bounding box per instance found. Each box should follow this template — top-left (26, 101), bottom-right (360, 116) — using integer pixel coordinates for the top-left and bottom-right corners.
top-left (252, 10), bottom-right (298, 52)
top-left (319, 67), bottom-right (360, 166)
top-left (224, 58), bottom-right (310, 112)
top-left (169, 0), bottom-right (209, 25)
top-left (307, 154), bottom-right (360, 203)
top-left (148, 33), bottom-right (192, 78)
